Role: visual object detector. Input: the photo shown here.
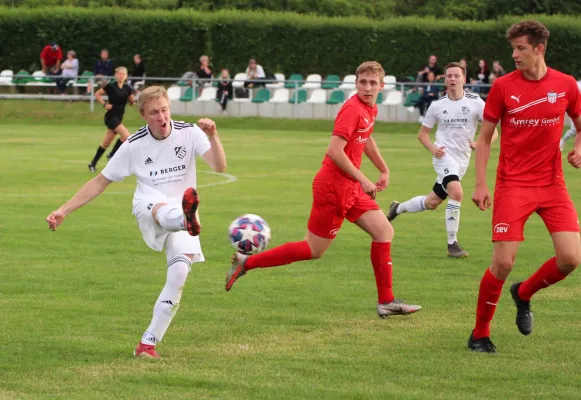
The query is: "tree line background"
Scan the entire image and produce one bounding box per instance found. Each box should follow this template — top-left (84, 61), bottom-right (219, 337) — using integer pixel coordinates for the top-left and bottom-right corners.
top-left (2, 0), bottom-right (581, 20)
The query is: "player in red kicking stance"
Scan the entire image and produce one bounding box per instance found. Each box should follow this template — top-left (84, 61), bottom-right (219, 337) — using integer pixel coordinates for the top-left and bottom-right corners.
top-left (225, 61), bottom-right (421, 318)
top-left (469, 20), bottom-right (581, 353)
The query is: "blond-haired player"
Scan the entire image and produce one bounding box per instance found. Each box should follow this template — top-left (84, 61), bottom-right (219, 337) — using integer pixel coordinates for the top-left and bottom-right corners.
top-left (47, 86), bottom-right (227, 358)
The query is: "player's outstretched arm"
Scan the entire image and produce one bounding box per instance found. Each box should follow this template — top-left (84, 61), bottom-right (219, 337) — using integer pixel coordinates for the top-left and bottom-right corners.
top-left (327, 136), bottom-right (376, 198)
top-left (471, 119), bottom-right (495, 211)
top-left (363, 137), bottom-right (389, 192)
top-left (567, 116), bottom-right (581, 168)
top-left (198, 118), bottom-right (227, 173)
top-left (46, 174), bottom-right (112, 231)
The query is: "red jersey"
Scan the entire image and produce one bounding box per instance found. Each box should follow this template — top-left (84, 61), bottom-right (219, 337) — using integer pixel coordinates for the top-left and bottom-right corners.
top-left (40, 45), bottom-right (63, 67)
top-left (321, 94), bottom-right (378, 179)
top-left (484, 68), bottom-right (581, 186)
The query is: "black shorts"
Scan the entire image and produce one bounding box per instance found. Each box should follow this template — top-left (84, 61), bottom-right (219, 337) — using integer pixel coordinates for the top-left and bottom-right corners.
top-left (104, 114), bottom-right (123, 130)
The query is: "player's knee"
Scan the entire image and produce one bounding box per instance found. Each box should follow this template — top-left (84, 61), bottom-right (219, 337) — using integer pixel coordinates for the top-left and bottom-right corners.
top-left (310, 247), bottom-right (327, 259)
top-left (557, 251), bottom-right (581, 273)
top-left (492, 257), bottom-right (515, 278)
top-left (167, 256), bottom-right (191, 287)
top-left (370, 220), bottom-right (394, 242)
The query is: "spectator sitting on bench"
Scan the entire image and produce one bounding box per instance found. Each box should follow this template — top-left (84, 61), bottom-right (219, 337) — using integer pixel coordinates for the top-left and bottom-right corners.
top-left (87, 49), bottom-right (114, 95)
top-left (55, 50), bottom-right (78, 95)
top-left (244, 58), bottom-right (265, 88)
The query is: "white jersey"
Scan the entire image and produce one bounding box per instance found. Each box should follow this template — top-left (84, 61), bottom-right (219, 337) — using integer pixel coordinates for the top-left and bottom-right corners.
top-left (422, 92), bottom-right (485, 167)
top-left (102, 120), bottom-right (211, 205)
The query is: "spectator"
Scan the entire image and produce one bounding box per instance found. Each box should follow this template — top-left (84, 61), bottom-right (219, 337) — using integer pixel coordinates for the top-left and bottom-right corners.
top-left (244, 58), bottom-right (266, 88)
top-left (87, 49), bottom-right (115, 95)
top-left (55, 50), bottom-right (78, 95)
top-left (195, 55), bottom-right (213, 96)
top-left (417, 55), bottom-right (444, 83)
top-left (471, 59), bottom-right (490, 93)
top-left (40, 41), bottom-right (63, 76)
top-left (129, 53), bottom-right (146, 92)
top-left (489, 60), bottom-right (506, 84)
top-left (216, 68), bottom-right (233, 116)
top-left (415, 71), bottom-right (440, 121)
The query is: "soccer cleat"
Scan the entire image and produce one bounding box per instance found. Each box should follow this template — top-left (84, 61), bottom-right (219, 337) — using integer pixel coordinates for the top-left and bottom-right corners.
top-left (386, 201), bottom-right (400, 222)
top-left (182, 187), bottom-right (201, 236)
top-left (88, 163), bottom-right (97, 173)
top-left (133, 342), bottom-right (160, 359)
top-left (447, 241), bottom-right (469, 258)
top-left (468, 331), bottom-right (497, 353)
top-left (510, 282), bottom-right (533, 336)
top-left (377, 299), bottom-right (422, 318)
top-left (225, 252), bottom-right (248, 291)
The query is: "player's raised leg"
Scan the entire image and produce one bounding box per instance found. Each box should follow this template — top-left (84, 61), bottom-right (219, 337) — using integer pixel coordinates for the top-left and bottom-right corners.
top-left (150, 188), bottom-right (201, 236)
top-left (387, 190), bottom-right (444, 222)
top-left (354, 209), bottom-right (421, 317)
top-left (225, 230), bottom-right (326, 291)
top-left (469, 241), bottom-right (519, 353)
top-left (135, 253), bottom-right (192, 358)
top-left (445, 180), bottom-right (468, 258)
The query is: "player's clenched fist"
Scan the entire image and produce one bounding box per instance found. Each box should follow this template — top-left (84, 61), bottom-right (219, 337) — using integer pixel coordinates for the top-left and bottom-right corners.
top-left (46, 209), bottom-right (66, 231)
top-left (472, 184), bottom-right (491, 211)
top-left (198, 118), bottom-right (217, 136)
top-left (567, 149), bottom-right (581, 168)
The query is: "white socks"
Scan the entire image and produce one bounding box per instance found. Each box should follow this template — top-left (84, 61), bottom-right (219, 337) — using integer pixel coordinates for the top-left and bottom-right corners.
top-left (141, 255), bottom-right (191, 346)
top-left (446, 200), bottom-right (461, 244)
top-left (397, 196), bottom-right (427, 214)
top-left (155, 205), bottom-right (185, 232)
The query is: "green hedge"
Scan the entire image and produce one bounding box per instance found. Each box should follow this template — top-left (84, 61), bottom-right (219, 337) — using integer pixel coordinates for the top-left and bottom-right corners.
top-left (1, 8), bottom-right (580, 79)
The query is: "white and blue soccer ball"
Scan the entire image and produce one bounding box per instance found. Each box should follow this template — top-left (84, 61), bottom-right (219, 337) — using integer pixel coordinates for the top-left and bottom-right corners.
top-left (228, 214), bottom-right (271, 255)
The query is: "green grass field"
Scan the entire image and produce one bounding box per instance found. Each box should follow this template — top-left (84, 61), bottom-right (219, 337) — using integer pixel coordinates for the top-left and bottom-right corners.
top-left (1, 100), bottom-right (581, 399)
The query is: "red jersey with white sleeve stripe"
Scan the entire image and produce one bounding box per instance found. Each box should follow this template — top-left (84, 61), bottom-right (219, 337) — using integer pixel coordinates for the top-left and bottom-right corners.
top-left (320, 94), bottom-right (378, 180)
top-left (483, 68), bottom-right (581, 186)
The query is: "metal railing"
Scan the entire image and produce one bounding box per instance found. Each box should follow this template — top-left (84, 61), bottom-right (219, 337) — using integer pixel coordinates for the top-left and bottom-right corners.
top-left (0, 73), bottom-right (494, 112)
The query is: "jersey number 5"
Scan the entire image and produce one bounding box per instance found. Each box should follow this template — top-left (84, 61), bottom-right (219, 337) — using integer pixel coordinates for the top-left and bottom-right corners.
top-left (444, 168), bottom-right (449, 174)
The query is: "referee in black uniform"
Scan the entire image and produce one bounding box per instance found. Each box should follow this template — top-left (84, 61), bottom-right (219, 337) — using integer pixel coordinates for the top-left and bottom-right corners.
top-left (89, 66), bottom-right (135, 172)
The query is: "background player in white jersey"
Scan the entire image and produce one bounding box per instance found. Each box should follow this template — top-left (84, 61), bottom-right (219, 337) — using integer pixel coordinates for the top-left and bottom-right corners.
top-left (387, 62), bottom-right (498, 257)
top-left (560, 79), bottom-right (581, 151)
top-left (46, 86), bottom-right (227, 359)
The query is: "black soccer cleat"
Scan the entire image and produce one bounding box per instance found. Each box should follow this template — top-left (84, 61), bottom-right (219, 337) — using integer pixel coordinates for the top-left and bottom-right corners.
top-left (88, 163), bottom-right (97, 173)
top-left (386, 201), bottom-right (400, 222)
top-left (447, 241), bottom-right (469, 258)
top-left (510, 282), bottom-right (533, 336)
top-left (468, 331), bottom-right (497, 353)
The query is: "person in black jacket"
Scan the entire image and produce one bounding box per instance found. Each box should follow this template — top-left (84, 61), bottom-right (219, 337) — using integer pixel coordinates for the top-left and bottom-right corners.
top-left (216, 69), bottom-right (233, 115)
top-left (87, 49), bottom-right (115, 95)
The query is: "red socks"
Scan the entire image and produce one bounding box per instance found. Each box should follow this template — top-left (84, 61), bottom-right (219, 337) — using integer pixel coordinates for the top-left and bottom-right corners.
top-left (518, 257), bottom-right (566, 301)
top-left (473, 268), bottom-right (505, 339)
top-left (371, 242), bottom-right (394, 304)
top-left (245, 241), bottom-right (312, 270)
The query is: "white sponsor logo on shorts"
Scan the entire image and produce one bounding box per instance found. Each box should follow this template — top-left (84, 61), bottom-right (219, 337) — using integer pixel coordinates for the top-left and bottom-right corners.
top-left (330, 228), bottom-right (340, 236)
top-left (494, 223), bottom-right (510, 234)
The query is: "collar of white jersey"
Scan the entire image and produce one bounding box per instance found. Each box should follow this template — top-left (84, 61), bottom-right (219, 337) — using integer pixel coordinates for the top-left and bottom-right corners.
top-left (147, 120), bottom-right (174, 141)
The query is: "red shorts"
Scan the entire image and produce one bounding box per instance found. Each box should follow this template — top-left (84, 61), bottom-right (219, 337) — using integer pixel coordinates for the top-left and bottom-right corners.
top-left (492, 182), bottom-right (579, 242)
top-left (307, 170), bottom-right (380, 239)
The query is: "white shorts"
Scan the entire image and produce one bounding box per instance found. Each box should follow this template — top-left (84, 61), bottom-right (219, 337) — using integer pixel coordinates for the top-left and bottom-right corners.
top-left (132, 195), bottom-right (205, 263)
top-left (433, 158), bottom-right (468, 184)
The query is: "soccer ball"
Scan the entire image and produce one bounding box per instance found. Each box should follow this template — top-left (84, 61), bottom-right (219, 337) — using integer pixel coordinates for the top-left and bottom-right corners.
top-left (228, 214), bottom-right (271, 255)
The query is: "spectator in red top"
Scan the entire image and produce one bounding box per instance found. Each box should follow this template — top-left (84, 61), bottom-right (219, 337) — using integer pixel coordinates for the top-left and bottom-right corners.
top-left (40, 42), bottom-right (63, 75)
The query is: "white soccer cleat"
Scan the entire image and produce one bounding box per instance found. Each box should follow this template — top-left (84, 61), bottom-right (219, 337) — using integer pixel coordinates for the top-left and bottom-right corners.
top-left (377, 299), bottom-right (422, 318)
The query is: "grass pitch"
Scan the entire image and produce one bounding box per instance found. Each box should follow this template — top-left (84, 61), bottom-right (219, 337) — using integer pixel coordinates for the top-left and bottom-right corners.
top-left (1, 100), bottom-right (581, 399)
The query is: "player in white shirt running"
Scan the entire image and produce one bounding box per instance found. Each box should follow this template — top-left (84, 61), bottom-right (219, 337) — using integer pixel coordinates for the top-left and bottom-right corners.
top-left (560, 80), bottom-right (581, 151)
top-left (387, 62), bottom-right (498, 258)
top-left (45, 86), bottom-right (227, 359)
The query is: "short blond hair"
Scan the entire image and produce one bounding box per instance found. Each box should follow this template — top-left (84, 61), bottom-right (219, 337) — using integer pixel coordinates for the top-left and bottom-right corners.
top-left (356, 61), bottom-right (385, 81)
top-left (115, 66), bottom-right (127, 74)
top-left (138, 86), bottom-right (169, 113)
